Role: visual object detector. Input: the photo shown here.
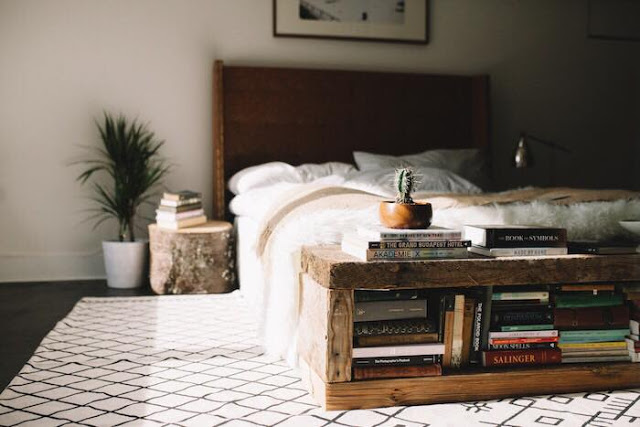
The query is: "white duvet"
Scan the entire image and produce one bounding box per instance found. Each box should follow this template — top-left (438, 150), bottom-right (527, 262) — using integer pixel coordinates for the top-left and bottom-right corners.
top-left (230, 176), bottom-right (640, 366)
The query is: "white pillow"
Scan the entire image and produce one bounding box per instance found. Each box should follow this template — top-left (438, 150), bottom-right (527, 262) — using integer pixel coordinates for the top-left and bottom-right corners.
top-left (353, 148), bottom-right (490, 189)
top-left (296, 162), bottom-right (356, 182)
top-left (227, 162), bottom-right (301, 195)
top-left (227, 161), bottom-right (356, 195)
top-left (344, 167), bottom-right (481, 197)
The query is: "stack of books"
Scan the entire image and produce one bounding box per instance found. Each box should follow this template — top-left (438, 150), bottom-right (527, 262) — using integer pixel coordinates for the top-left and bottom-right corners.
top-left (342, 225), bottom-right (469, 261)
top-left (481, 288), bottom-right (562, 367)
top-left (352, 289), bottom-right (444, 380)
top-left (156, 190), bottom-right (207, 230)
top-left (623, 283), bottom-right (640, 362)
top-left (464, 225), bottom-right (568, 257)
top-left (555, 284), bottom-right (631, 363)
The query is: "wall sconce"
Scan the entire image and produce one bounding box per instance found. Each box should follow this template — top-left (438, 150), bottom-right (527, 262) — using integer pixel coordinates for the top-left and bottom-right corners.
top-left (513, 132), bottom-right (571, 168)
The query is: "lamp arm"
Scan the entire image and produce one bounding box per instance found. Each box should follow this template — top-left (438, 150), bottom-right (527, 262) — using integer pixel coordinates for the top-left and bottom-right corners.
top-left (523, 133), bottom-right (571, 153)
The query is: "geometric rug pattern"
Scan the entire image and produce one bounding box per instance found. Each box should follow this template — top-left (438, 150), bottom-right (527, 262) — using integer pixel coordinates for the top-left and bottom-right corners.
top-left (1, 294), bottom-right (639, 427)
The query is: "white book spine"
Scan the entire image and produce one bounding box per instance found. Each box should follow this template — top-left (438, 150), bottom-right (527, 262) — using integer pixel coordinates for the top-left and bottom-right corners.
top-left (489, 330), bottom-right (559, 339)
top-left (469, 246), bottom-right (568, 257)
top-left (492, 292), bottom-right (549, 301)
top-left (352, 343), bottom-right (446, 358)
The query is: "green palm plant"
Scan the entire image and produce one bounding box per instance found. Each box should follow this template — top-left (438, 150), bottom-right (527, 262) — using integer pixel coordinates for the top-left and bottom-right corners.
top-left (76, 113), bottom-right (170, 242)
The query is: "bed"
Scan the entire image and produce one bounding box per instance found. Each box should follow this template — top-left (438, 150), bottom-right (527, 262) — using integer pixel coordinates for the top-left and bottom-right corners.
top-left (211, 60), bottom-right (640, 364)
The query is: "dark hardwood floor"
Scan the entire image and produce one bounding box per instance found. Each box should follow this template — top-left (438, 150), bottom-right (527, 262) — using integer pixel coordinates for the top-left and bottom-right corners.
top-left (0, 280), bottom-right (154, 390)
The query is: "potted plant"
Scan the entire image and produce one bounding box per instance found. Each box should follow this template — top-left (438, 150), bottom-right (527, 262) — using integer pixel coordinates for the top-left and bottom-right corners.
top-left (76, 113), bottom-right (170, 288)
top-left (379, 167), bottom-right (432, 229)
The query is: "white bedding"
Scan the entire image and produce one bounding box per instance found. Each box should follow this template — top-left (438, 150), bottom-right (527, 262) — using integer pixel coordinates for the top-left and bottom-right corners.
top-left (231, 177), bottom-right (640, 366)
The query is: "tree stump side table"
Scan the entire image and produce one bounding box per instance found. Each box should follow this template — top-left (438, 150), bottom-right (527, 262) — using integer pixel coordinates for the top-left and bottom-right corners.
top-left (149, 221), bottom-right (236, 294)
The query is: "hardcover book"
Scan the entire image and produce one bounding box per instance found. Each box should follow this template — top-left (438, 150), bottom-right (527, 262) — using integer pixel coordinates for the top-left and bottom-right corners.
top-left (559, 329), bottom-right (630, 343)
top-left (481, 348), bottom-right (562, 367)
top-left (492, 291), bottom-right (550, 302)
top-left (353, 318), bottom-right (436, 337)
top-left (464, 225), bottom-right (567, 248)
top-left (568, 241), bottom-right (640, 255)
top-left (490, 336), bottom-right (559, 345)
top-left (343, 233), bottom-right (470, 250)
top-left (355, 333), bottom-right (439, 347)
top-left (162, 190), bottom-right (202, 201)
top-left (354, 289), bottom-right (421, 303)
top-left (352, 363), bottom-right (442, 380)
top-left (342, 240), bottom-right (468, 261)
top-left (489, 330), bottom-right (558, 339)
top-left (352, 354), bottom-right (440, 367)
top-left (554, 293), bottom-right (624, 308)
top-left (469, 246), bottom-right (568, 257)
top-left (553, 306), bottom-right (630, 330)
top-left (356, 225), bottom-right (462, 242)
top-left (156, 215), bottom-right (207, 230)
top-left (490, 342), bottom-right (557, 350)
top-left (159, 196), bottom-right (202, 207)
top-left (354, 300), bottom-right (428, 323)
top-left (491, 308), bottom-right (553, 326)
top-left (561, 355), bottom-right (631, 363)
top-left (156, 202), bottom-right (203, 213)
top-left (351, 343), bottom-right (446, 359)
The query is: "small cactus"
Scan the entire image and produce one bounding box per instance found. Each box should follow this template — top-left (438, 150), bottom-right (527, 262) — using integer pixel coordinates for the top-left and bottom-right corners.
top-left (395, 167), bottom-right (416, 204)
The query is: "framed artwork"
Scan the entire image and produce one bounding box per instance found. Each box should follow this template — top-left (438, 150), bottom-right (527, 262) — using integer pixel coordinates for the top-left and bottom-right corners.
top-left (273, 0), bottom-right (429, 44)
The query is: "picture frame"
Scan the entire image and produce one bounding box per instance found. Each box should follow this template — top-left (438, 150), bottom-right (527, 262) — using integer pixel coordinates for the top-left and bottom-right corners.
top-left (273, 0), bottom-right (429, 44)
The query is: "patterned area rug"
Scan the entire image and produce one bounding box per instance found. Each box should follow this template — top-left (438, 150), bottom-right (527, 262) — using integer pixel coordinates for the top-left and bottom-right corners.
top-left (1, 294), bottom-right (639, 427)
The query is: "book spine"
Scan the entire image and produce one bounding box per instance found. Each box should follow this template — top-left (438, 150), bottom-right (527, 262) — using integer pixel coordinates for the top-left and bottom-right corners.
top-left (489, 329), bottom-right (558, 339)
top-left (369, 240), bottom-right (471, 249)
top-left (485, 247), bottom-right (568, 257)
top-left (353, 319), bottom-right (435, 337)
top-left (450, 295), bottom-right (465, 368)
top-left (498, 324), bottom-right (554, 332)
top-left (354, 289), bottom-right (420, 303)
top-left (367, 248), bottom-right (467, 260)
top-left (493, 292), bottom-right (549, 301)
top-left (490, 336), bottom-right (559, 345)
top-left (352, 364), bottom-right (442, 380)
top-left (490, 342), bottom-right (557, 350)
top-left (469, 299), bottom-right (483, 364)
top-left (554, 294), bottom-right (624, 308)
top-left (559, 329), bottom-right (630, 343)
top-left (352, 355), bottom-right (441, 367)
top-left (355, 333), bottom-right (438, 347)
top-left (160, 197), bottom-right (202, 207)
top-left (376, 231), bottom-right (462, 241)
top-left (486, 229), bottom-right (567, 248)
top-left (352, 343), bottom-right (446, 358)
top-left (560, 341), bottom-right (627, 350)
top-left (491, 310), bottom-right (553, 326)
top-left (354, 300), bottom-right (427, 323)
top-left (480, 286), bottom-right (493, 351)
top-left (482, 348), bottom-right (562, 367)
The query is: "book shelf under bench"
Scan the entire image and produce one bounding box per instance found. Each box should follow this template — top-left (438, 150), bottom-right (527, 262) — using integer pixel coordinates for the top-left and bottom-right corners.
top-left (297, 245), bottom-right (640, 410)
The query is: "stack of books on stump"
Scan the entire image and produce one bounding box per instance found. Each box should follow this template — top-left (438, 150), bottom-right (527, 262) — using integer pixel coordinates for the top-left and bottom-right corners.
top-left (156, 190), bottom-right (206, 230)
top-left (624, 283), bottom-right (640, 362)
top-left (464, 225), bottom-right (568, 257)
top-left (482, 287), bottom-right (562, 367)
top-left (555, 284), bottom-right (631, 363)
top-left (342, 225), bottom-right (469, 261)
top-left (352, 290), bottom-right (443, 380)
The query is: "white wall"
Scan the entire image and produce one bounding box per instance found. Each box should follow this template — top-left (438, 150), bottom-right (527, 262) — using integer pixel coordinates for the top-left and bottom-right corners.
top-left (1, 0), bottom-right (638, 282)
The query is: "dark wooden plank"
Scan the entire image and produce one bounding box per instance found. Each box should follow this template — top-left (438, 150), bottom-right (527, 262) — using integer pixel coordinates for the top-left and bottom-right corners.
top-left (321, 363), bottom-right (640, 410)
top-left (302, 245), bottom-right (640, 289)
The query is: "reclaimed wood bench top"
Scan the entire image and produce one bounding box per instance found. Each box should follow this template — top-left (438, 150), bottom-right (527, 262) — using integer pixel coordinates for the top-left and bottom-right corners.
top-left (301, 245), bottom-right (640, 290)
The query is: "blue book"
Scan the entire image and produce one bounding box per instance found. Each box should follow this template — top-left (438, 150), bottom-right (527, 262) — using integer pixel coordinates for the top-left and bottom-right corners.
top-left (559, 329), bottom-right (629, 343)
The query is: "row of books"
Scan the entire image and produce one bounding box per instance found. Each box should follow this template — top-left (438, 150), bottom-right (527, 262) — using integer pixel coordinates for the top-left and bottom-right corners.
top-left (342, 224), bottom-right (639, 261)
top-left (156, 190), bottom-right (207, 230)
top-left (351, 282), bottom-right (640, 380)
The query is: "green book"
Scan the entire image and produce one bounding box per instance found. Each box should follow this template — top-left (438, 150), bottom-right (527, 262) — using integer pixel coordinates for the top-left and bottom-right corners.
top-left (499, 324), bottom-right (554, 332)
top-left (554, 293), bottom-right (623, 308)
top-left (559, 329), bottom-right (629, 343)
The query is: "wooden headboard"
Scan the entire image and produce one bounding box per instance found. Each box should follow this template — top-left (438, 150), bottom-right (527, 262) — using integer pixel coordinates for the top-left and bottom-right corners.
top-left (212, 60), bottom-right (490, 219)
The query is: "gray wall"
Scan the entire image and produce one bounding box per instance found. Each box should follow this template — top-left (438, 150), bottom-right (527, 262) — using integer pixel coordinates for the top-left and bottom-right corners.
top-left (1, 0), bottom-right (639, 282)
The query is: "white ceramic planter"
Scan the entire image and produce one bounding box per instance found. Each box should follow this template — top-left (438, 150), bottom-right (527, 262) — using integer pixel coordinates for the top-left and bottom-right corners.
top-left (102, 240), bottom-right (149, 289)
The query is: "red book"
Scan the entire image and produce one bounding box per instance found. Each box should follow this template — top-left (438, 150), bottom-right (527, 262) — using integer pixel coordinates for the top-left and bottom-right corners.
top-left (490, 336), bottom-right (559, 345)
top-left (482, 349), bottom-right (562, 367)
top-left (353, 363), bottom-right (442, 380)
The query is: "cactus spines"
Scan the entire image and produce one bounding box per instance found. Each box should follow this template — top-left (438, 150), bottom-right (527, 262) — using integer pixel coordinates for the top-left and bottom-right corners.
top-left (395, 167), bottom-right (415, 204)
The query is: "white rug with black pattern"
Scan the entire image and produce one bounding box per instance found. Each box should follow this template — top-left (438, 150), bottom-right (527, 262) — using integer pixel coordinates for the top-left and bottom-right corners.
top-left (1, 294), bottom-right (639, 427)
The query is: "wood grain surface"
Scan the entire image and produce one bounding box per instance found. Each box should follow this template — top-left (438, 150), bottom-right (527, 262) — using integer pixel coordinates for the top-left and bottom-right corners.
top-left (301, 245), bottom-right (640, 289)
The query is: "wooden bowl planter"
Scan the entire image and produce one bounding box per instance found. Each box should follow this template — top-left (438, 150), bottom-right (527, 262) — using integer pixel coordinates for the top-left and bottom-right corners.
top-left (379, 201), bottom-right (433, 229)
